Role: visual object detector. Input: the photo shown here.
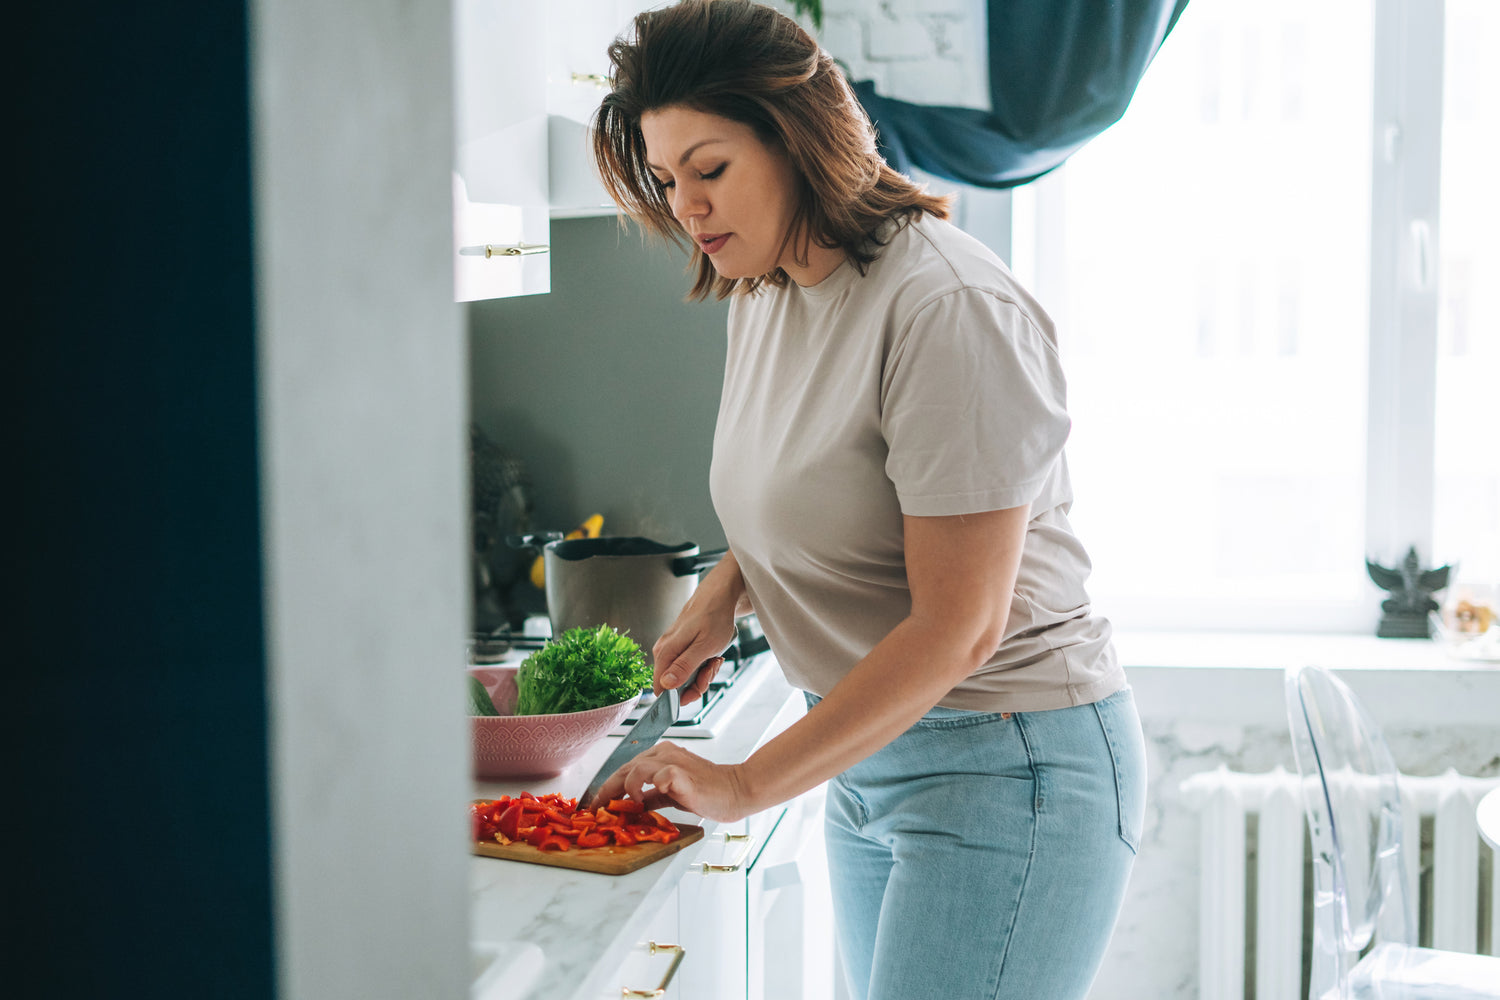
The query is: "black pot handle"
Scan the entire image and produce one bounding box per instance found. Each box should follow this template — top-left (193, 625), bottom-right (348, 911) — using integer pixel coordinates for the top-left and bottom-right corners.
top-left (505, 531), bottom-right (565, 549)
top-left (671, 547), bottom-right (727, 576)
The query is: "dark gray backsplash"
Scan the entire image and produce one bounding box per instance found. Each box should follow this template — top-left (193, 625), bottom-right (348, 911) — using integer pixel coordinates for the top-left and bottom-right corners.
top-left (468, 213), bottom-right (731, 566)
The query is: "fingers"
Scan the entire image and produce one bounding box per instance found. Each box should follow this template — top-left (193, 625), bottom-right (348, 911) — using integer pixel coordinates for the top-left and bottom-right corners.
top-left (588, 769), bottom-right (627, 811)
top-left (588, 744), bottom-right (692, 813)
top-left (678, 656), bottom-right (723, 706)
top-left (652, 625), bottom-right (733, 694)
top-left (658, 647), bottom-right (726, 697)
top-left (586, 744), bottom-right (662, 811)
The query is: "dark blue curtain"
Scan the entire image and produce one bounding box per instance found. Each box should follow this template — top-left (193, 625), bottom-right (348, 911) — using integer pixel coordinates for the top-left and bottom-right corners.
top-left (853, 0), bottom-right (1191, 188)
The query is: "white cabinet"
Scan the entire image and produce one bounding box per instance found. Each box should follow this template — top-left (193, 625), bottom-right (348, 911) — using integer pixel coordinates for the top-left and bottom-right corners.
top-left (449, 0), bottom-right (654, 300)
top-left (747, 793), bottom-right (839, 1000)
top-left (545, 1), bottom-right (644, 217)
top-left (452, 0), bottom-right (551, 300)
top-left (676, 792), bottom-right (839, 1000)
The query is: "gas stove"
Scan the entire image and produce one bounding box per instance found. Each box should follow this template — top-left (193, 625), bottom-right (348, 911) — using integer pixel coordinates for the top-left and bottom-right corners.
top-left (471, 618), bottom-right (774, 740)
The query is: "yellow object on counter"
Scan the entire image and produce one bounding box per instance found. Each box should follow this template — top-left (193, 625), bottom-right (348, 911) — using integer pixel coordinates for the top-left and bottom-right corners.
top-left (530, 513), bottom-right (603, 589)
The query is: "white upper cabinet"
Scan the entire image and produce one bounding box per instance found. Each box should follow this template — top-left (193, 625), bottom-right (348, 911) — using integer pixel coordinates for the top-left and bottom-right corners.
top-left (452, 0), bottom-right (550, 301)
top-left (546, 1), bottom-right (646, 217)
top-left (450, 1), bottom-right (648, 300)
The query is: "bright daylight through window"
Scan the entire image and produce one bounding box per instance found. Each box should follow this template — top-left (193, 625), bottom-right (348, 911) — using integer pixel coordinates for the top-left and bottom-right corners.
top-left (1010, 0), bottom-right (1498, 634)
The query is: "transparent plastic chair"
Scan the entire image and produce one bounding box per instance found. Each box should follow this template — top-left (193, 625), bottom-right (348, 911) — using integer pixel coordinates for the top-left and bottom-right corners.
top-left (1284, 666), bottom-right (1500, 1000)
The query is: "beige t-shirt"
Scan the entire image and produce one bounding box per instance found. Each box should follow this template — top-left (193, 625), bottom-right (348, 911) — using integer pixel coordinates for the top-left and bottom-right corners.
top-left (709, 213), bottom-right (1124, 712)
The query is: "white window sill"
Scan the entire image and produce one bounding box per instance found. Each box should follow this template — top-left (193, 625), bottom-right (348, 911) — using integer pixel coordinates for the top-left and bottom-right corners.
top-left (1114, 631), bottom-right (1500, 727)
top-left (1114, 629), bottom-right (1499, 672)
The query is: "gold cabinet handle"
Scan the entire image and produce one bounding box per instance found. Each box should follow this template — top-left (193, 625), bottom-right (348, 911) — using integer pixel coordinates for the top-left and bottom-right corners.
top-left (458, 243), bottom-right (551, 258)
top-left (621, 941), bottom-right (685, 998)
top-left (572, 72), bottom-right (612, 88)
top-left (693, 831), bottom-right (755, 874)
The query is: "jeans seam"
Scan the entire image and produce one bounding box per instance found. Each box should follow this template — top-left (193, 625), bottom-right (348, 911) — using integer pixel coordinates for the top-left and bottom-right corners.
top-left (835, 773), bottom-right (871, 828)
top-left (989, 711), bottom-right (1040, 1000)
top-left (1092, 695), bottom-right (1140, 854)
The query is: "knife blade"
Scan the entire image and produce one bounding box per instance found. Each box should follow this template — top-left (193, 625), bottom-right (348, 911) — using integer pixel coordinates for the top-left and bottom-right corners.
top-left (578, 661), bottom-right (707, 807)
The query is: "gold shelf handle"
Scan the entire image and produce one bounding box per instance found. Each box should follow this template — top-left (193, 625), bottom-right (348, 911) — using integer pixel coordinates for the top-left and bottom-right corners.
top-left (693, 831), bottom-right (755, 874)
top-left (459, 243), bottom-right (551, 258)
top-left (572, 71), bottom-right (612, 88)
top-left (621, 941), bottom-right (685, 999)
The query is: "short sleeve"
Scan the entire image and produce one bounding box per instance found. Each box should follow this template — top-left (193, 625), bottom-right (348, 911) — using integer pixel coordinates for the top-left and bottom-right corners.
top-left (880, 288), bottom-right (1070, 516)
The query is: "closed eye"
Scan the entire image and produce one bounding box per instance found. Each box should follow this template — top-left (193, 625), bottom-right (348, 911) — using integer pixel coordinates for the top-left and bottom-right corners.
top-left (653, 163), bottom-right (727, 192)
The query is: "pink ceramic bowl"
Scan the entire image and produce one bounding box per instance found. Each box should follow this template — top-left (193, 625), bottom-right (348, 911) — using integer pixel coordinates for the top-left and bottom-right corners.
top-left (468, 666), bottom-right (640, 780)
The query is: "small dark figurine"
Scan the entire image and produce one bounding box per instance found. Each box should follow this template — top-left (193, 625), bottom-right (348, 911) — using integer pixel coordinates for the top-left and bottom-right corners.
top-left (1365, 546), bottom-right (1451, 639)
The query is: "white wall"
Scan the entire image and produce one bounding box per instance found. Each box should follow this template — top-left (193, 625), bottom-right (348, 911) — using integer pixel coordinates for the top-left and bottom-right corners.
top-left (777, 0), bottom-right (1012, 258)
top-left (787, 0), bottom-right (990, 108)
top-left (250, 2), bottom-right (471, 997)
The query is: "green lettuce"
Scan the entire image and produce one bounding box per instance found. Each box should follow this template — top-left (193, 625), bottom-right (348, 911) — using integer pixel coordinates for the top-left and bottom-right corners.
top-left (514, 625), bottom-right (651, 716)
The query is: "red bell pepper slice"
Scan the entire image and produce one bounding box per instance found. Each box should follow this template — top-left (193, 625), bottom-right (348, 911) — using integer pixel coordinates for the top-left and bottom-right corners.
top-left (536, 833), bottom-right (571, 852)
top-left (496, 804), bottom-right (524, 842)
top-left (576, 831), bottom-right (609, 848)
top-left (607, 798), bottom-right (645, 815)
top-left (610, 827), bottom-right (638, 846)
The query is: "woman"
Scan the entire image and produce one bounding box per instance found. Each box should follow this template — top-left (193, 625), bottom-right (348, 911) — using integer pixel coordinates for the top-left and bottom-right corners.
top-left (587, 3), bottom-right (1145, 998)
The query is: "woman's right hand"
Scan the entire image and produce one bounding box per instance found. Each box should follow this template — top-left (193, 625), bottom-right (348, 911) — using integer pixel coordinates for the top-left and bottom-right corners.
top-left (652, 552), bottom-right (747, 704)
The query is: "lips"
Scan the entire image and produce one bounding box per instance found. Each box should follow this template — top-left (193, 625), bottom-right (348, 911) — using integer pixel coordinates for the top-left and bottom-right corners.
top-left (697, 232), bottom-right (730, 255)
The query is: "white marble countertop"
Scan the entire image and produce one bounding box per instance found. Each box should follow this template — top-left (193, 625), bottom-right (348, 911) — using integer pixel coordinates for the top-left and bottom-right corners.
top-left (468, 657), bottom-right (801, 1000)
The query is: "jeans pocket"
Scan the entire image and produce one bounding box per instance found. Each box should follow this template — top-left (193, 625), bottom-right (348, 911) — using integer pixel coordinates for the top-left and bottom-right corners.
top-left (911, 706), bottom-right (1013, 731)
top-left (1092, 688), bottom-right (1146, 854)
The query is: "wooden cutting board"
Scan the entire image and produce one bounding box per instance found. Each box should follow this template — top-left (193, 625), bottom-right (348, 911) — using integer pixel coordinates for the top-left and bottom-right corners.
top-left (472, 824), bottom-right (705, 875)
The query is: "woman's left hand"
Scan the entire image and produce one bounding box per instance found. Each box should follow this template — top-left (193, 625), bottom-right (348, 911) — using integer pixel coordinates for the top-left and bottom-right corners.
top-left (588, 742), bottom-right (755, 823)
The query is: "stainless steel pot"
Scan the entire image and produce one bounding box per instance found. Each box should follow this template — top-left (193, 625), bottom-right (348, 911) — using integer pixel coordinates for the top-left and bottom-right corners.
top-left (508, 534), bottom-right (726, 661)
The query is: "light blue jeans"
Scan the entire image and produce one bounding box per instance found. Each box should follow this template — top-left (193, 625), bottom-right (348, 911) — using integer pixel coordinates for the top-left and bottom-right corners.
top-left (817, 686), bottom-right (1146, 1000)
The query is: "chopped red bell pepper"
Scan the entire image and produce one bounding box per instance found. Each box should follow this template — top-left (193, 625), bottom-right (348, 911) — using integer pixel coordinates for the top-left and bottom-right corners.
top-left (536, 833), bottom-right (571, 852)
top-left (472, 793), bottom-right (681, 851)
top-left (646, 811), bottom-right (679, 833)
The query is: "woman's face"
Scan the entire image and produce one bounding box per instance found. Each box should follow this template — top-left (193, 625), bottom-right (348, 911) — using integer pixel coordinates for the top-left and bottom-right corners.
top-left (640, 105), bottom-right (840, 286)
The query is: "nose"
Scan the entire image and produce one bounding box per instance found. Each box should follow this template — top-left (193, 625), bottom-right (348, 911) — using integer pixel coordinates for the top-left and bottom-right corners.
top-left (671, 180), bottom-right (707, 225)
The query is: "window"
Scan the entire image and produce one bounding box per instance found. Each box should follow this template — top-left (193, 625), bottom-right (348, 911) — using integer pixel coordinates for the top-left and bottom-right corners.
top-left (1434, 0), bottom-right (1500, 597)
top-left (1010, 0), bottom-right (1498, 632)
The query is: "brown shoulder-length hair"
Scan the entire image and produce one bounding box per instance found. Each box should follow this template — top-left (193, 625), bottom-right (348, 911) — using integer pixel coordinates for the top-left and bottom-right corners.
top-left (592, 0), bottom-right (951, 300)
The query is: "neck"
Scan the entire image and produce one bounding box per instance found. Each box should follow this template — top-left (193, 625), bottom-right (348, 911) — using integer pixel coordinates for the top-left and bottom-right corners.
top-left (783, 239), bottom-right (847, 288)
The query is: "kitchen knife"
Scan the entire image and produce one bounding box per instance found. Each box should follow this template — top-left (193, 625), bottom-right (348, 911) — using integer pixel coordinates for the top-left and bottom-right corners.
top-left (578, 661), bottom-right (709, 807)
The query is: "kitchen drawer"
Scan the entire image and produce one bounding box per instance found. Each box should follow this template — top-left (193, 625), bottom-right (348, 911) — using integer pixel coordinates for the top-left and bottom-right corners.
top-left (601, 884), bottom-right (683, 1000)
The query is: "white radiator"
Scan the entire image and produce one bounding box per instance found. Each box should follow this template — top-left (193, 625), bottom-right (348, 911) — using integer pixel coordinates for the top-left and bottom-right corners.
top-left (1179, 765), bottom-right (1500, 1000)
